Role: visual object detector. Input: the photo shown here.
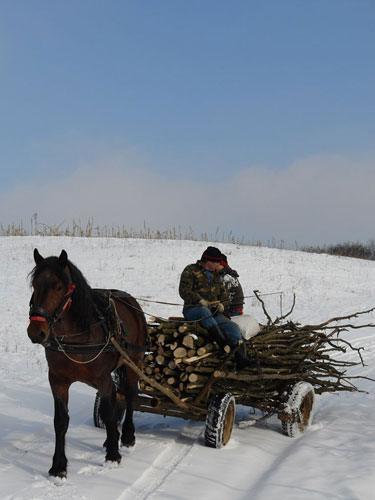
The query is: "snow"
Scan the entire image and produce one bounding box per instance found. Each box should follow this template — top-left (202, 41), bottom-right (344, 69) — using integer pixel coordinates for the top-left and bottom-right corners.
top-left (0, 236), bottom-right (374, 499)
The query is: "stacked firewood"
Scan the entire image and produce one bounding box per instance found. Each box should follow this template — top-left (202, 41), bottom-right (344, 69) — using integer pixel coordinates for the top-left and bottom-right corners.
top-left (139, 300), bottom-right (374, 411)
top-left (141, 319), bottom-right (229, 398)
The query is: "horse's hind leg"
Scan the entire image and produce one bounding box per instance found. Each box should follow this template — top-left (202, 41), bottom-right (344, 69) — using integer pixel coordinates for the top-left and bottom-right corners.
top-left (48, 374), bottom-right (70, 478)
top-left (98, 379), bottom-right (121, 463)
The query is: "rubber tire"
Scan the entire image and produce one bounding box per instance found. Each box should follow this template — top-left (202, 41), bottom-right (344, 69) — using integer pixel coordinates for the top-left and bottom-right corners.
top-left (204, 392), bottom-right (236, 448)
top-left (281, 381), bottom-right (315, 438)
top-left (93, 393), bottom-right (105, 429)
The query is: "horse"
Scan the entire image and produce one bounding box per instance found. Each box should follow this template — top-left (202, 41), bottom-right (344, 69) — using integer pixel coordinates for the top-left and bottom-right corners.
top-left (27, 249), bottom-right (148, 478)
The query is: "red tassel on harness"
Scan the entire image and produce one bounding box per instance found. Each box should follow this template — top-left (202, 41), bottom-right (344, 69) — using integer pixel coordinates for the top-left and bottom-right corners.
top-left (65, 282), bottom-right (76, 296)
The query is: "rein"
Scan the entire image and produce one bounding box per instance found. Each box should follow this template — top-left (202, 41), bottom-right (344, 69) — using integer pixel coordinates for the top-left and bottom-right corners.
top-left (119, 296), bottom-right (220, 323)
top-left (134, 291), bottom-right (284, 307)
top-left (131, 291), bottom-right (285, 323)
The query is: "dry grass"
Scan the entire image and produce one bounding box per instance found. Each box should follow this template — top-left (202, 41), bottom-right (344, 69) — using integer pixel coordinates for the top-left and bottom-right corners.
top-left (2, 215), bottom-right (373, 260)
top-left (302, 240), bottom-right (375, 261)
top-left (0, 215), bottom-right (250, 245)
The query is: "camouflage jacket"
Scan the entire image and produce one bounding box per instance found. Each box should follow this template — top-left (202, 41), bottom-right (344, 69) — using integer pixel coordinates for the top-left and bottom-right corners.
top-left (179, 260), bottom-right (228, 307)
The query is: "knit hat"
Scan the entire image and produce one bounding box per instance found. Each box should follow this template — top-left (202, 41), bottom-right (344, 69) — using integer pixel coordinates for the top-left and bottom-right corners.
top-left (201, 246), bottom-right (222, 262)
top-left (220, 254), bottom-right (229, 267)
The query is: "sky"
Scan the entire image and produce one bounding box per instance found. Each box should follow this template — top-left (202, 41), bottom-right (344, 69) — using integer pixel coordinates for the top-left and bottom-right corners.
top-left (0, 0), bottom-right (374, 247)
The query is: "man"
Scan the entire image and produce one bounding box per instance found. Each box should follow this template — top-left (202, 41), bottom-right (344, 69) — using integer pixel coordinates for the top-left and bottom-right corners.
top-left (216, 254), bottom-right (245, 316)
top-left (179, 246), bottom-right (255, 371)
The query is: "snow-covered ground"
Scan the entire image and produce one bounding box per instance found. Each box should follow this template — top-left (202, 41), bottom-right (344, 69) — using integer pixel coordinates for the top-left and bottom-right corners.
top-left (0, 236), bottom-right (374, 500)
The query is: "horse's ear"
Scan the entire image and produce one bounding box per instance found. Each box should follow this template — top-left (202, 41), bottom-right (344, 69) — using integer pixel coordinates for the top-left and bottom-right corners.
top-left (34, 248), bottom-right (44, 265)
top-left (58, 250), bottom-right (68, 268)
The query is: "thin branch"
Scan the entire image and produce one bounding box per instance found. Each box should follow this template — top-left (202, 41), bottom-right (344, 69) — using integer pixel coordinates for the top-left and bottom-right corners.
top-left (274, 293), bottom-right (296, 324)
top-left (253, 289), bottom-right (272, 325)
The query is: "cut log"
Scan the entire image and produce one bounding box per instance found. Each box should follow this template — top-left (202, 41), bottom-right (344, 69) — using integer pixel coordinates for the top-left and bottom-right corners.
top-left (163, 367), bottom-right (178, 376)
top-left (188, 373), bottom-right (209, 384)
top-left (155, 354), bottom-right (166, 365)
top-left (167, 341), bottom-right (179, 350)
top-left (197, 343), bottom-right (215, 356)
top-left (182, 334), bottom-right (195, 349)
top-left (173, 347), bottom-right (188, 359)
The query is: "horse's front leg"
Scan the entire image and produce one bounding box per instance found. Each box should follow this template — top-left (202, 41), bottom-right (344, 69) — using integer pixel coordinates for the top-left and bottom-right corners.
top-left (98, 378), bottom-right (121, 463)
top-left (48, 373), bottom-right (70, 478)
top-left (121, 373), bottom-right (138, 447)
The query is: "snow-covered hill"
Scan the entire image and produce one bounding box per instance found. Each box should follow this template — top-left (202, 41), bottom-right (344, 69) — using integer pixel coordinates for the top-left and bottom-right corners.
top-left (0, 236), bottom-right (374, 499)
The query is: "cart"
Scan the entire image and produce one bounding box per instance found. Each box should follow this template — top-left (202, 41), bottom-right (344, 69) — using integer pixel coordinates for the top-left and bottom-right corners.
top-left (93, 319), bottom-right (316, 448)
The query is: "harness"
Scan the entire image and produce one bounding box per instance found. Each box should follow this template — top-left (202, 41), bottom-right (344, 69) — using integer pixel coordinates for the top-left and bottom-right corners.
top-left (29, 282), bottom-right (76, 328)
top-left (29, 287), bottom-right (148, 360)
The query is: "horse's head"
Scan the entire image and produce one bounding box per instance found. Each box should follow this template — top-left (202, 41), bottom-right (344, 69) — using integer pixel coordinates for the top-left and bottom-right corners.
top-left (27, 249), bottom-right (75, 345)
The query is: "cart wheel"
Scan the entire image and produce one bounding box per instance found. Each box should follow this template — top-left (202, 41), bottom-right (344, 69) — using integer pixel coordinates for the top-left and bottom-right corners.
top-left (281, 382), bottom-right (315, 438)
top-left (204, 392), bottom-right (236, 448)
top-left (93, 393), bottom-right (105, 428)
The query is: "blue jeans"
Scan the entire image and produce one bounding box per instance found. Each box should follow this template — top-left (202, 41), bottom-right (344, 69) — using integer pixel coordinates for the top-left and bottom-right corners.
top-left (183, 306), bottom-right (242, 347)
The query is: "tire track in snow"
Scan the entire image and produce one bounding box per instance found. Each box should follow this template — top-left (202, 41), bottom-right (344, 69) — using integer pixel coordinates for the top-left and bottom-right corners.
top-left (0, 400), bottom-right (93, 473)
top-left (246, 420), bottom-right (343, 500)
top-left (0, 401), bottom-right (100, 499)
top-left (244, 433), bottom-right (311, 500)
top-left (116, 422), bottom-right (203, 500)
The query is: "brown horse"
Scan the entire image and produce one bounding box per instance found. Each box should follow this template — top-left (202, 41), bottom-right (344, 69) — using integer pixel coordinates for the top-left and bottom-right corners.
top-left (27, 249), bottom-right (148, 478)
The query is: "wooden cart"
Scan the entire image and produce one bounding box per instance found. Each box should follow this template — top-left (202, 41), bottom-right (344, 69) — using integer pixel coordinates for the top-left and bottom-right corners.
top-left (93, 319), bottom-right (317, 448)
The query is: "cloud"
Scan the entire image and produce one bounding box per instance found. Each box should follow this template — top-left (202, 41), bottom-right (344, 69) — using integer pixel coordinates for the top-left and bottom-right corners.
top-left (1, 152), bottom-right (374, 246)
top-left (222, 154), bottom-right (375, 245)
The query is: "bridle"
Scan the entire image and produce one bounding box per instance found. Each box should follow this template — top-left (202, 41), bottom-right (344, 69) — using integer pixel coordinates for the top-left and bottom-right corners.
top-left (29, 282), bottom-right (76, 330)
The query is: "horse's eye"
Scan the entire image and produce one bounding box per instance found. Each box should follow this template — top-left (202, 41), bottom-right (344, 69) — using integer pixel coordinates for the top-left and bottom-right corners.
top-left (56, 285), bottom-right (64, 292)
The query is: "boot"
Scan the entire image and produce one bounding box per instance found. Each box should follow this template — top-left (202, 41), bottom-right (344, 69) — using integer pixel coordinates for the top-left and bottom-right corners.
top-left (207, 324), bottom-right (227, 349)
top-left (235, 342), bottom-right (258, 372)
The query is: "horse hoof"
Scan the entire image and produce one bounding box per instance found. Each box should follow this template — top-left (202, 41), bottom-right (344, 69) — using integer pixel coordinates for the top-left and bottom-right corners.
top-left (121, 439), bottom-right (136, 448)
top-left (105, 452), bottom-right (122, 463)
top-left (49, 469), bottom-right (67, 479)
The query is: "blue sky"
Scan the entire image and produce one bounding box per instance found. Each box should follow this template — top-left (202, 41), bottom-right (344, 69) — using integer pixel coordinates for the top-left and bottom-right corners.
top-left (0, 0), bottom-right (374, 245)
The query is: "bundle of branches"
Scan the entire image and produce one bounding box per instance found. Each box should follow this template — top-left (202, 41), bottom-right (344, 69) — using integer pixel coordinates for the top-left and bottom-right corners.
top-left (141, 294), bottom-right (374, 413)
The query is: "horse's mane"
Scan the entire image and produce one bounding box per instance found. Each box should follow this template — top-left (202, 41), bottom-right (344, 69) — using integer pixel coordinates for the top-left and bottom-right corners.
top-left (30, 256), bottom-right (96, 332)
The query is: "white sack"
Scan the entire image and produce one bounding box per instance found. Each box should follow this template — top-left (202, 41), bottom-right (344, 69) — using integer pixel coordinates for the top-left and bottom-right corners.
top-left (230, 314), bottom-right (260, 340)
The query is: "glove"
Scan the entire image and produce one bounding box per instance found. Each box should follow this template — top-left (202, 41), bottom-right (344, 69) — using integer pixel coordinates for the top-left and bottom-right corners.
top-left (199, 299), bottom-right (209, 307)
top-left (216, 303), bottom-right (225, 313)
